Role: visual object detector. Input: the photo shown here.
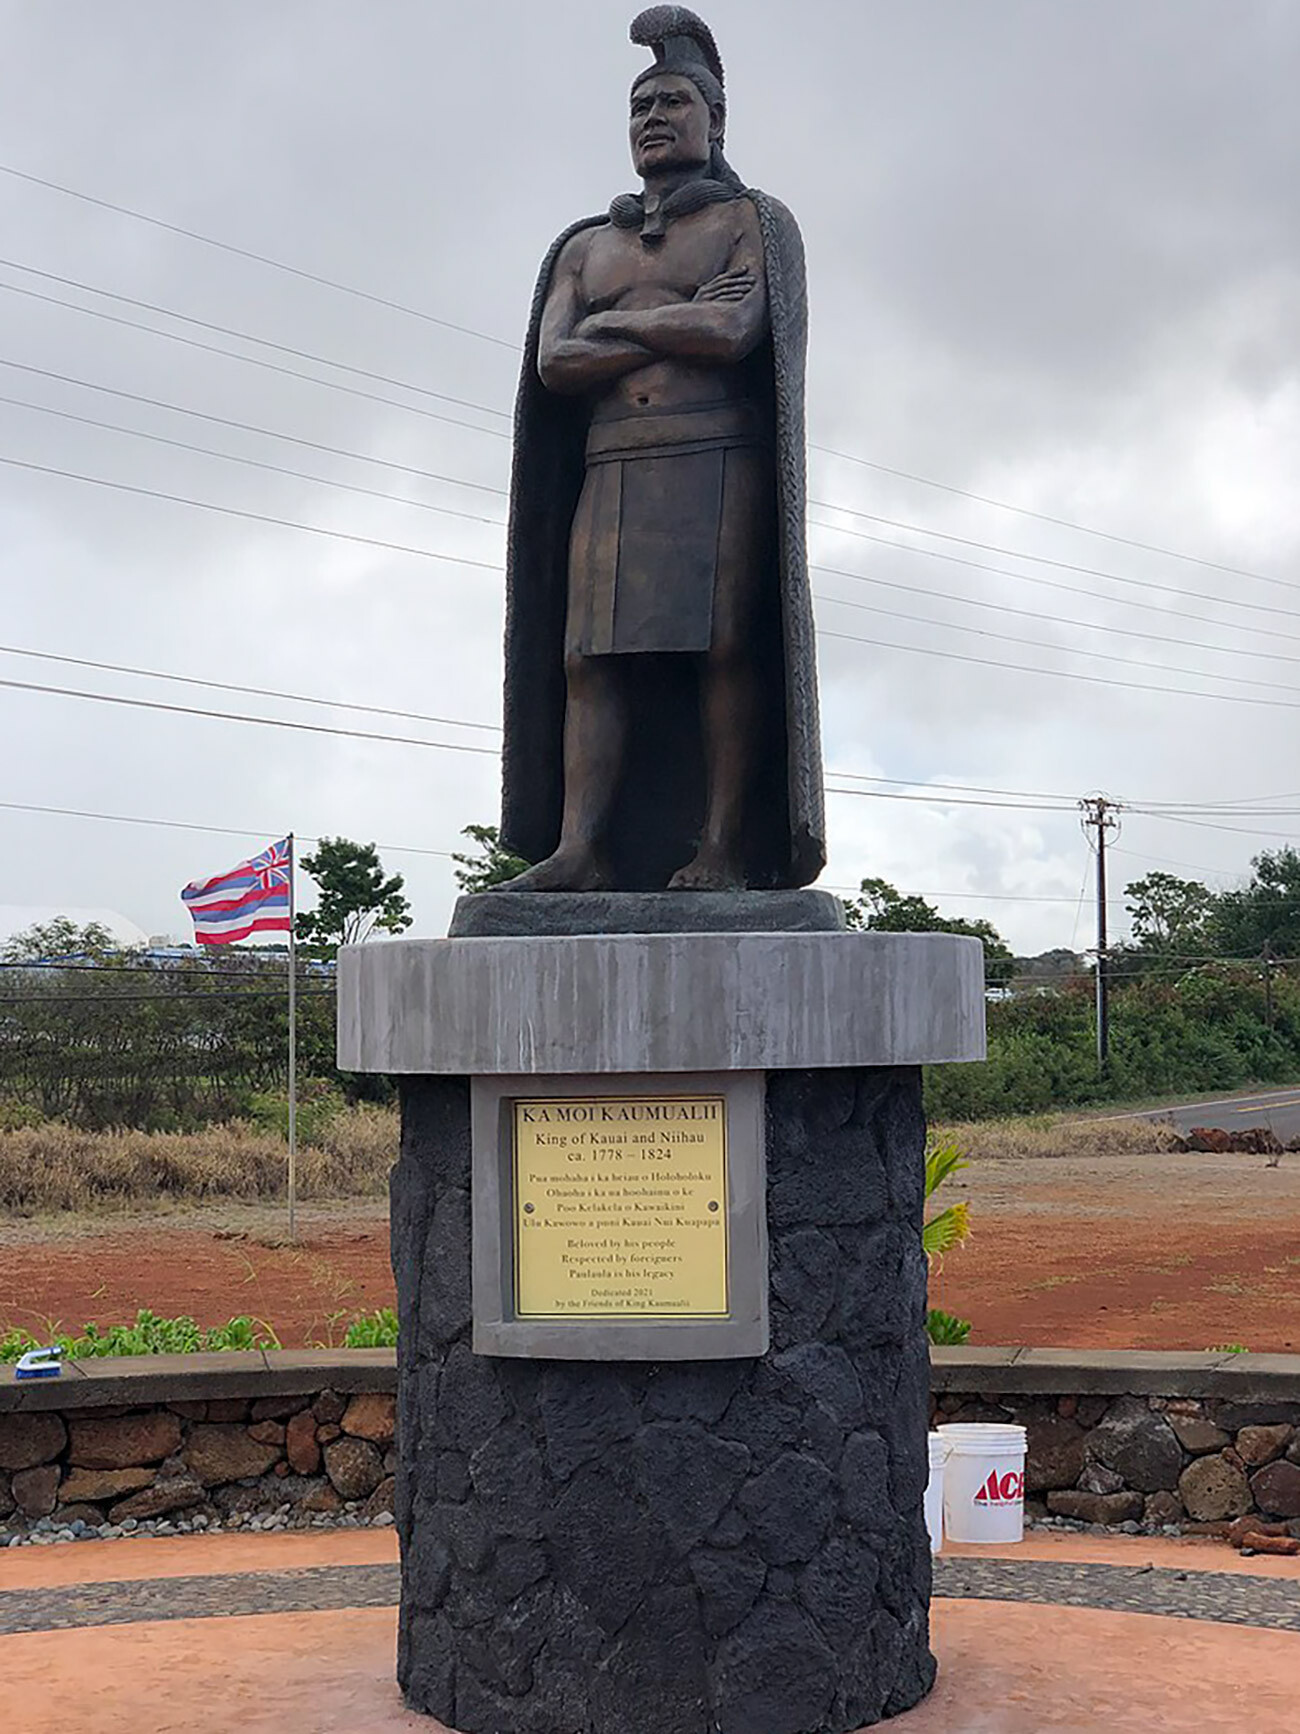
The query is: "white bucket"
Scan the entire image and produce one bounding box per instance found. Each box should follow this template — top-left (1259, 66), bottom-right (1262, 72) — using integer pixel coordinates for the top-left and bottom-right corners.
top-left (924, 1434), bottom-right (949, 1555)
top-left (937, 1423), bottom-right (1027, 1544)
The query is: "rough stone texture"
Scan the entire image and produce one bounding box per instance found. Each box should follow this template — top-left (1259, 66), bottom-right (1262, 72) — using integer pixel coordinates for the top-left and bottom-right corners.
top-left (12, 1463), bottom-right (60, 1518)
top-left (448, 889), bottom-right (848, 939)
top-left (286, 1409), bottom-right (322, 1475)
top-left (392, 1067), bottom-right (935, 1732)
top-left (0, 1412), bottom-right (67, 1472)
top-left (247, 1421), bottom-right (286, 1447)
top-left (0, 1471), bottom-right (13, 1518)
top-left (249, 1395), bottom-right (310, 1422)
top-left (1250, 1460), bottom-right (1300, 1518)
top-left (1168, 1413), bottom-right (1231, 1454)
top-left (1236, 1424), bottom-right (1292, 1467)
top-left (324, 1436), bottom-right (385, 1501)
top-left (1045, 1489), bottom-right (1144, 1525)
top-left (1084, 1396), bottom-right (1182, 1492)
top-left (204, 1399), bottom-right (249, 1423)
top-left (109, 1474), bottom-right (205, 1522)
top-left (67, 1410), bottom-right (181, 1470)
top-left (58, 1465), bottom-right (154, 1504)
top-left (1180, 1453), bottom-right (1253, 1522)
top-left (313, 1391), bottom-right (346, 1425)
top-left (1078, 1461), bottom-right (1126, 1496)
top-left (183, 1425), bottom-right (282, 1487)
top-left (1144, 1490), bottom-right (1184, 1526)
top-left (1022, 1415), bottom-right (1085, 1495)
top-left (342, 1392), bottom-right (397, 1444)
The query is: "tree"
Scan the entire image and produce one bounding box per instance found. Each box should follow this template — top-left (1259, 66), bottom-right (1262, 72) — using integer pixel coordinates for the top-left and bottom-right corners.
top-left (1124, 872), bottom-right (1216, 958)
top-left (1211, 847), bottom-right (1300, 960)
top-left (451, 824), bottom-right (529, 893)
top-left (843, 877), bottom-right (1015, 986)
top-left (295, 838), bottom-right (412, 952)
top-left (0, 917), bottom-right (118, 964)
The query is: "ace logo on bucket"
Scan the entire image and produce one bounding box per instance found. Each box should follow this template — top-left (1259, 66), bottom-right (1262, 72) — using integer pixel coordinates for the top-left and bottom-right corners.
top-left (973, 1468), bottom-right (1024, 1507)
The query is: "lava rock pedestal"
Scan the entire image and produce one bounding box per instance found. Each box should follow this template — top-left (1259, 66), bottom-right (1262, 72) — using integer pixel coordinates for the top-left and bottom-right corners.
top-left (338, 918), bottom-right (984, 1734)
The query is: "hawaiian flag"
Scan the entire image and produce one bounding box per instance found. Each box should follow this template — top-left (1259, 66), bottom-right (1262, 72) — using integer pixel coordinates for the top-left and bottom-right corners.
top-left (181, 838), bottom-right (292, 945)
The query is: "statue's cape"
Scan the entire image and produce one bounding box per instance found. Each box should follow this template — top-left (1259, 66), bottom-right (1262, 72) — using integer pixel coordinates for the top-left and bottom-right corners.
top-left (500, 190), bottom-right (826, 890)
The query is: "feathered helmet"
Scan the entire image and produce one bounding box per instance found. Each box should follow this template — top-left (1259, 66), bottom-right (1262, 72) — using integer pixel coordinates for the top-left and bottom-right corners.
top-left (629, 7), bottom-right (727, 143)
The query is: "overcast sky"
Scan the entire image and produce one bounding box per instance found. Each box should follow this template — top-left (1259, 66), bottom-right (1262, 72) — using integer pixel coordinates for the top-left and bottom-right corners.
top-left (1, 0), bottom-right (1298, 956)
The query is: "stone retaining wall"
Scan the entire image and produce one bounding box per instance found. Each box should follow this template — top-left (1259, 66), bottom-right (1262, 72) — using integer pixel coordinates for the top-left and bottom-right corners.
top-left (4, 1348), bottom-right (1299, 1542)
top-left (1, 1351), bottom-right (397, 1541)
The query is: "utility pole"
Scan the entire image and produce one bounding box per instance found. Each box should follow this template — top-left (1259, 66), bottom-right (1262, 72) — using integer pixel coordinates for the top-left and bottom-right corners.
top-left (1080, 795), bottom-right (1122, 1070)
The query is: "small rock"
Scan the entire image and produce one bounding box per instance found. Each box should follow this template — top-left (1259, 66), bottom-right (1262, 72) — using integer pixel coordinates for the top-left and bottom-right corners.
top-left (247, 1421), bottom-right (286, 1448)
top-left (1250, 1459), bottom-right (1300, 1519)
top-left (1046, 1490), bottom-right (1144, 1525)
top-left (0, 1413), bottom-right (68, 1474)
top-left (67, 1412), bottom-right (181, 1471)
top-left (1179, 1453), bottom-right (1252, 1522)
top-left (312, 1391), bottom-right (346, 1425)
top-left (183, 1425), bottom-right (282, 1487)
top-left (316, 1424), bottom-right (342, 1445)
top-left (1236, 1425), bottom-right (1293, 1468)
top-left (1167, 1414), bottom-right (1230, 1455)
top-left (324, 1438), bottom-right (385, 1503)
top-left (12, 1465), bottom-right (60, 1520)
top-left (1144, 1491), bottom-right (1184, 1528)
top-left (341, 1393), bottom-right (396, 1445)
top-left (285, 1411), bottom-right (321, 1477)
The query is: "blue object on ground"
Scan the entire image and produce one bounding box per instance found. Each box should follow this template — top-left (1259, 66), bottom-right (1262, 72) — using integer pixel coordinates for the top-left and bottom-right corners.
top-left (14, 1346), bottom-right (63, 1380)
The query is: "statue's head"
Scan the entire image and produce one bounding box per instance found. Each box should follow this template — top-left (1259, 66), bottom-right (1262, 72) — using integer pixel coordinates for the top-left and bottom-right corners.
top-left (628, 7), bottom-right (738, 186)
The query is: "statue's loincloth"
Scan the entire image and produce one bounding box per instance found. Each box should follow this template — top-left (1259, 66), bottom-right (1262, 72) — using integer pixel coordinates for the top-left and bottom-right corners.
top-left (566, 401), bottom-right (771, 656)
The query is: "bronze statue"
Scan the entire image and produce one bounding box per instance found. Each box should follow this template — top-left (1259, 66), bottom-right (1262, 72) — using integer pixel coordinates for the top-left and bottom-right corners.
top-left (500, 6), bottom-right (824, 893)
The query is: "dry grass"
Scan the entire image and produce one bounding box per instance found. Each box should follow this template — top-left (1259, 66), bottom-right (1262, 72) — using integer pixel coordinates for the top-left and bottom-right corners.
top-left (0, 1104), bottom-right (399, 1214)
top-left (932, 1112), bottom-right (1184, 1162)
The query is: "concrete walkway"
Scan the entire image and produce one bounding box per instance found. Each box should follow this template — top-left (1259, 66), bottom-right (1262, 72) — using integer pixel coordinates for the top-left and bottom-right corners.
top-left (2, 1530), bottom-right (1297, 1731)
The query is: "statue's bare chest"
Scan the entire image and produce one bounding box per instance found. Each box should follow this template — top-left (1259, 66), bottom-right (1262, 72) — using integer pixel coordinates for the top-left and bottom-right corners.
top-left (580, 210), bottom-right (742, 310)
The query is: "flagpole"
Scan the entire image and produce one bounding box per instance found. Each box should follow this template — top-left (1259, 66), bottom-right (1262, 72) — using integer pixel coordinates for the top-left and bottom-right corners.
top-left (287, 833), bottom-right (298, 1242)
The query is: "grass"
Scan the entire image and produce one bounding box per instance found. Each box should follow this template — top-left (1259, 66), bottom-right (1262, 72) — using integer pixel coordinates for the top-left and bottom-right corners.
top-left (0, 1304), bottom-right (399, 1360)
top-left (0, 1104), bottom-right (398, 1215)
top-left (932, 1112), bottom-right (1185, 1162)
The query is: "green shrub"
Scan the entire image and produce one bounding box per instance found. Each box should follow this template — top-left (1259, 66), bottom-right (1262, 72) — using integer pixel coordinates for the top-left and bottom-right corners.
top-left (343, 1307), bottom-right (399, 1348)
top-left (926, 1308), bottom-right (972, 1346)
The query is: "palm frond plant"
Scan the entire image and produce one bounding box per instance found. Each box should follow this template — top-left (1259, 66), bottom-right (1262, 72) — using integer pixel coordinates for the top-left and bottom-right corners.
top-left (923, 1134), bottom-right (972, 1344)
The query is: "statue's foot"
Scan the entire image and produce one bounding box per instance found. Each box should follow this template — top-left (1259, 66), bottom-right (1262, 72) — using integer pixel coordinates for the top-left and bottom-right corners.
top-left (668, 849), bottom-right (747, 892)
top-left (498, 846), bottom-right (613, 893)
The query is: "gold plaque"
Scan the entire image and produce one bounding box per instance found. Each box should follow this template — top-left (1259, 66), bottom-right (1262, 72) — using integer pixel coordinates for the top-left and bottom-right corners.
top-left (512, 1095), bottom-right (729, 1319)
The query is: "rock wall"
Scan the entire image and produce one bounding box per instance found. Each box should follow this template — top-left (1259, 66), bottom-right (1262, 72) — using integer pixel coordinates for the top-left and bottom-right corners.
top-left (0, 1388), bottom-right (397, 1541)
top-left (932, 1391), bottom-right (1300, 1533)
top-left (393, 1068), bottom-right (936, 1734)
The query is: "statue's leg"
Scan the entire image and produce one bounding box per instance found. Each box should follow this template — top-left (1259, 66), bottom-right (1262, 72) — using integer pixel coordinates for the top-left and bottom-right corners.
top-left (501, 653), bottom-right (623, 892)
top-left (669, 448), bottom-right (768, 892)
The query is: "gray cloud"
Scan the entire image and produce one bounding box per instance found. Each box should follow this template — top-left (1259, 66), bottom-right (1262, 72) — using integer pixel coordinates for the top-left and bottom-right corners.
top-left (1, 0), bottom-right (1297, 955)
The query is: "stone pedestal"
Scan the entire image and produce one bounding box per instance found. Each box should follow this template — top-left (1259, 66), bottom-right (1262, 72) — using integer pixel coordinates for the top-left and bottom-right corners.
top-left (339, 914), bottom-right (984, 1734)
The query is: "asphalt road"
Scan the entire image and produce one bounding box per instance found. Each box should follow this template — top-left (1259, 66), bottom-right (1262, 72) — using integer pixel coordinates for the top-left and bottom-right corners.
top-left (1116, 1085), bottom-right (1300, 1142)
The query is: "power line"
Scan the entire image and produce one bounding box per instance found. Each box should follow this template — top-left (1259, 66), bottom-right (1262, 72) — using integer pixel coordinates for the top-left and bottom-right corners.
top-left (815, 591), bottom-right (1300, 701)
top-left (0, 642), bottom-right (501, 735)
top-left (0, 280), bottom-right (510, 442)
top-left (0, 391), bottom-right (508, 531)
top-left (815, 565), bottom-right (1300, 672)
top-left (0, 989), bottom-right (334, 1005)
top-left (817, 624), bottom-right (1300, 715)
top-left (0, 161), bottom-right (520, 353)
top-left (0, 798), bottom-right (458, 861)
top-left (808, 443), bottom-right (1288, 591)
top-left (813, 545), bottom-right (1300, 649)
top-left (808, 510), bottom-right (1300, 620)
top-left (0, 452), bottom-right (506, 570)
top-left (3, 157), bottom-right (1284, 606)
top-left (0, 356), bottom-right (511, 500)
top-left (0, 258), bottom-right (511, 422)
top-left (0, 674), bottom-right (501, 756)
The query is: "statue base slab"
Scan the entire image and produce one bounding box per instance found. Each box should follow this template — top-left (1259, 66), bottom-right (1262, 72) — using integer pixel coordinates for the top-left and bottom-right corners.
top-left (448, 887), bottom-right (846, 938)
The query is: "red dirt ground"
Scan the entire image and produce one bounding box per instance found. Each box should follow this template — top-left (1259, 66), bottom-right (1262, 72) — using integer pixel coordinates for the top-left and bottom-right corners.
top-left (2, 1147), bottom-right (1298, 1351)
